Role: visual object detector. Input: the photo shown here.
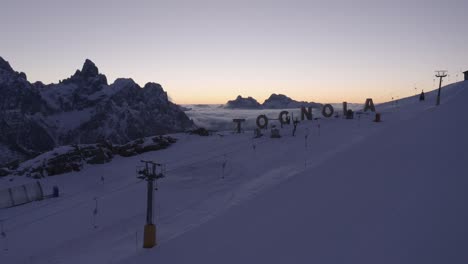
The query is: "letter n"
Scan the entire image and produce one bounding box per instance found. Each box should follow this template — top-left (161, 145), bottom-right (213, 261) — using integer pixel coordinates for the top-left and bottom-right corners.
top-left (301, 106), bottom-right (313, 120)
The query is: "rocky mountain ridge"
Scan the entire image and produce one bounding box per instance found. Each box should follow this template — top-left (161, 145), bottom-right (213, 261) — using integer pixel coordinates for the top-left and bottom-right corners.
top-left (0, 57), bottom-right (194, 165)
top-left (225, 95), bottom-right (262, 109)
top-left (224, 93), bottom-right (322, 109)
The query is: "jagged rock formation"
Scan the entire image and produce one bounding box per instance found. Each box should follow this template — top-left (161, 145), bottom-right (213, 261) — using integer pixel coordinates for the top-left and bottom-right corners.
top-left (262, 93), bottom-right (322, 109)
top-left (7, 136), bottom-right (177, 178)
top-left (224, 94), bottom-right (322, 109)
top-left (0, 57), bottom-right (194, 165)
top-left (225, 95), bottom-right (262, 109)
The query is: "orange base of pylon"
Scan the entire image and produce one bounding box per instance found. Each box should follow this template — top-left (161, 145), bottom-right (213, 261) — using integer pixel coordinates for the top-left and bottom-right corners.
top-left (143, 224), bottom-right (156, 248)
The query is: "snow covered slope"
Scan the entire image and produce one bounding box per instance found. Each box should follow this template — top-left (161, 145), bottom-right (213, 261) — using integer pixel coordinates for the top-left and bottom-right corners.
top-left (0, 81), bottom-right (466, 264)
top-left (127, 82), bottom-right (468, 264)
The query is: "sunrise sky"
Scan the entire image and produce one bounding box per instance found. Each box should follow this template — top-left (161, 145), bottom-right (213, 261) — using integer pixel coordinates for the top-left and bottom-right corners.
top-left (1, 0), bottom-right (467, 104)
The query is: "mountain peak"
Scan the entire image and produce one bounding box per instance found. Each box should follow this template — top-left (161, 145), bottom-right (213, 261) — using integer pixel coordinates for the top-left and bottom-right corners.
top-left (0, 56), bottom-right (14, 72)
top-left (66, 58), bottom-right (107, 86)
top-left (266, 93), bottom-right (288, 100)
top-left (225, 95), bottom-right (261, 109)
top-left (81, 59), bottom-right (99, 77)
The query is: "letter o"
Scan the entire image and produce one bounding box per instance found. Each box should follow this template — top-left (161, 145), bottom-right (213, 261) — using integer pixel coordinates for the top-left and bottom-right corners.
top-left (278, 111), bottom-right (290, 125)
top-left (322, 104), bottom-right (334, 118)
top-left (256, 115), bottom-right (268, 129)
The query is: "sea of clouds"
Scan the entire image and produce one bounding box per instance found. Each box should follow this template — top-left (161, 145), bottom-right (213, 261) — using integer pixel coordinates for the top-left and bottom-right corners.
top-left (183, 103), bottom-right (363, 131)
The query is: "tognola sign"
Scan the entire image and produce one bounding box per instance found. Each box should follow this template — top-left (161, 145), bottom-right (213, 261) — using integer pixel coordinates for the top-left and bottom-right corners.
top-left (233, 98), bottom-right (376, 130)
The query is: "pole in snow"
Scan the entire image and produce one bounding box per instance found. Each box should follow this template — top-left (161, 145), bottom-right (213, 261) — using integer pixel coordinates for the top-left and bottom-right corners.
top-left (135, 231), bottom-right (138, 252)
top-left (222, 155), bottom-right (227, 179)
top-left (137, 160), bottom-right (165, 248)
top-left (435, 70), bottom-right (447, 106)
top-left (1, 220), bottom-right (7, 251)
top-left (92, 197), bottom-right (98, 228)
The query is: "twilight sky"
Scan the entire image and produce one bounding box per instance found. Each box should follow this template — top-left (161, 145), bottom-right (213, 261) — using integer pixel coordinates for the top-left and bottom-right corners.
top-left (1, 0), bottom-right (467, 104)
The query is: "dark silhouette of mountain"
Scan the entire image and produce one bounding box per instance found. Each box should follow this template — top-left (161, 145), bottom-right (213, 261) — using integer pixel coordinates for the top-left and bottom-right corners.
top-left (262, 93), bottom-right (322, 109)
top-left (225, 95), bottom-right (262, 109)
top-left (224, 93), bottom-right (322, 109)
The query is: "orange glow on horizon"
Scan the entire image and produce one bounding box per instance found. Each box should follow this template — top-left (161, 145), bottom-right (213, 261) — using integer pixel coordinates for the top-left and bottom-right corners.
top-left (167, 82), bottom-right (435, 105)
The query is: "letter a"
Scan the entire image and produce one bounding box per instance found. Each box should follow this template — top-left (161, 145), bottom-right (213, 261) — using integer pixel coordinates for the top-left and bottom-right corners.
top-left (364, 98), bottom-right (375, 112)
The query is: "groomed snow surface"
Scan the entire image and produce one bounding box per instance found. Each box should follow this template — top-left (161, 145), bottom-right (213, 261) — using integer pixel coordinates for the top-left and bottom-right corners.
top-left (1, 82), bottom-right (467, 264)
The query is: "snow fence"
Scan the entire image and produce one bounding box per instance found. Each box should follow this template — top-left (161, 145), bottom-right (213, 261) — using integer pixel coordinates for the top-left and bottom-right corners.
top-left (0, 181), bottom-right (44, 208)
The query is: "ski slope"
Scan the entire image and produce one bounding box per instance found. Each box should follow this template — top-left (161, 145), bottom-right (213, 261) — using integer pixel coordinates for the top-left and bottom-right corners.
top-left (1, 81), bottom-right (467, 264)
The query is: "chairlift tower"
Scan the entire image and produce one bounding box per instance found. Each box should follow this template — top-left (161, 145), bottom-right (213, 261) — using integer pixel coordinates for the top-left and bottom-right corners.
top-left (435, 70), bottom-right (447, 106)
top-left (137, 160), bottom-right (165, 248)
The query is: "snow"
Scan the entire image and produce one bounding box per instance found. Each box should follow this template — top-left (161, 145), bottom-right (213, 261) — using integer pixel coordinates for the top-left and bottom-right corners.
top-left (39, 83), bottom-right (79, 110)
top-left (16, 145), bottom-right (76, 172)
top-left (87, 78), bottom-right (136, 101)
top-left (1, 81), bottom-right (467, 264)
top-left (47, 108), bottom-right (94, 133)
